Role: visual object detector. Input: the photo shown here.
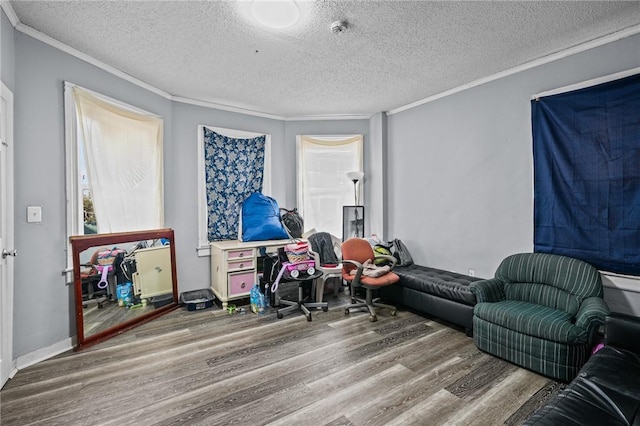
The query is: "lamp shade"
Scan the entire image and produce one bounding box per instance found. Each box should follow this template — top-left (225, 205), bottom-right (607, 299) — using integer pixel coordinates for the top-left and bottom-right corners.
top-left (346, 171), bottom-right (364, 183)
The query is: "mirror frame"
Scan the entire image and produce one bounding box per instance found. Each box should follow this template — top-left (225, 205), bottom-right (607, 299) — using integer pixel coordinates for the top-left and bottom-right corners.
top-left (71, 228), bottom-right (178, 350)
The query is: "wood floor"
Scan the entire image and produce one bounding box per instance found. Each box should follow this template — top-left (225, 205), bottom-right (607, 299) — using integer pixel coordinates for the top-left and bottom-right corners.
top-left (83, 297), bottom-right (157, 337)
top-left (1, 292), bottom-right (559, 426)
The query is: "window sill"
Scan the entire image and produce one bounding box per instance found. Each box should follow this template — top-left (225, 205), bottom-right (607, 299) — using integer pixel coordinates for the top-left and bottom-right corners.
top-left (197, 245), bottom-right (211, 257)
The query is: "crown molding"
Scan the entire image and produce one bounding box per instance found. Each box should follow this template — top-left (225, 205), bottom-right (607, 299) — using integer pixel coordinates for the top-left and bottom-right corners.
top-left (6, 3), bottom-right (640, 121)
top-left (8, 13), bottom-right (370, 122)
top-left (14, 22), bottom-right (173, 100)
top-left (0, 1), bottom-right (19, 27)
top-left (387, 23), bottom-right (640, 115)
top-left (532, 66), bottom-right (640, 100)
top-left (284, 114), bottom-right (371, 121)
top-left (172, 96), bottom-right (285, 121)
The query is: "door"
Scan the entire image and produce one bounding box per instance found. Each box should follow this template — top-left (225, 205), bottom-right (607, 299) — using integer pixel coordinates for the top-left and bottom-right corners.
top-left (0, 82), bottom-right (15, 388)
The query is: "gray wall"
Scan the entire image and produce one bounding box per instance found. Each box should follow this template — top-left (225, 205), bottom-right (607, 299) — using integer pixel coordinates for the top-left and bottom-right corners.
top-left (169, 102), bottom-right (286, 293)
top-left (12, 32), bottom-right (173, 357)
top-left (8, 24), bottom-right (372, 358)
top-left (387, 33), bottom-right (640, 281)
top-left (7, 9), bottom-right (640, 358)
top-left (171, 115), bottom-right (370, 296)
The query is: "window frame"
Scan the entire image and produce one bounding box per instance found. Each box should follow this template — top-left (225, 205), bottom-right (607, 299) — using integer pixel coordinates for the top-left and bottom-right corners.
top-left (296, 134), bottom-right (364, 238)
top-left (63, 82), bottom-right (163, 274)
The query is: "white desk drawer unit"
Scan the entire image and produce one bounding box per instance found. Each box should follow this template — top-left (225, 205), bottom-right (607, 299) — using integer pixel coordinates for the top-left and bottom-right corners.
top-left (210, 239), bottom-right (292, 309)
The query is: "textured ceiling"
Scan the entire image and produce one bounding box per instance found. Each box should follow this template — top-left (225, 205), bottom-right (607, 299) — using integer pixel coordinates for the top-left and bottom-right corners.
top-left (8, 1), bottom-right (640, 118)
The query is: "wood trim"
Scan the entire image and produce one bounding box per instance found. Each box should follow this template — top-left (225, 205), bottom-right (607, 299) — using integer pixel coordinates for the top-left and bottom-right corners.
top-left (70, 228), bottom-right (179, 350)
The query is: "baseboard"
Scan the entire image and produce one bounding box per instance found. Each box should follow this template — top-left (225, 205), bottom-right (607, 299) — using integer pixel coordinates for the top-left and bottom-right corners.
top-left (601, 272), bottom-right (640, 294)
top-left (16, 338), bottom-right (74, 370)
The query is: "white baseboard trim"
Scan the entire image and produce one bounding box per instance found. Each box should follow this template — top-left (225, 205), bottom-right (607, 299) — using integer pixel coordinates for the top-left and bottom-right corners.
top-left (16, 338), bottom-right (74, 370)
top-left (9, 363), bottom-right (17, 380)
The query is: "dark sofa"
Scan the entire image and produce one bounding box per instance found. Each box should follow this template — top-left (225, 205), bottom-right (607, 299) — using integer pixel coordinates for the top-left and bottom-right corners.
top-left (525, 312), bottom-right (640, 425)
top-left (380, 264), bottom-right (482, 336)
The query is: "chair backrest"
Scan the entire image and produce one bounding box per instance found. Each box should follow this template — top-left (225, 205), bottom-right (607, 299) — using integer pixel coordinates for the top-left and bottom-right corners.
top-left (496, 252), bottom-right (603, 315)
top-left (308, 232), bottom-right (341, 265)
top-left (330, 234), bottom-right (342, 261)
top-left (341, 238), bottom-right (374, 277)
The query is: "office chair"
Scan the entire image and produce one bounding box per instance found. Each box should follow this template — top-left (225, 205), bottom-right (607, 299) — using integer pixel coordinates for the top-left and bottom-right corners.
top-left (272, 247), bottom-right (328, 321)
top-left (341, 238), bottom-right (399, 322)
top-left (308, 232), bottom-right (343, 303)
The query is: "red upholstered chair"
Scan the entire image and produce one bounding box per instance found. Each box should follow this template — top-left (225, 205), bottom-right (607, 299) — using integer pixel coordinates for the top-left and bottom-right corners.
top-left (341, 238), bottom-right (399, 322)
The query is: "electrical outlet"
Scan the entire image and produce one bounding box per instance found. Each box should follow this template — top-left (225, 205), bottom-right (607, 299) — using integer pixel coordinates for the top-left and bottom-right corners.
top-left (468, 268), bottom-right (475, 277)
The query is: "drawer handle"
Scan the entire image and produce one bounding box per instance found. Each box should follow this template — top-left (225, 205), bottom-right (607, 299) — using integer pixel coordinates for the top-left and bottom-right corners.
top-left (239, 263), bottom-right (244, 268)
top-left (239, 253), bottom-right (244, 258)
top-left (241, 282), bottom-right (246, 288)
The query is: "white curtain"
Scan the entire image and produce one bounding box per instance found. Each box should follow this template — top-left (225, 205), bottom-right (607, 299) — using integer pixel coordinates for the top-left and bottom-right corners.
top-left (73, 87), bottom-right (164, 233)
top-left (296, 135), bottom-right (363, 237)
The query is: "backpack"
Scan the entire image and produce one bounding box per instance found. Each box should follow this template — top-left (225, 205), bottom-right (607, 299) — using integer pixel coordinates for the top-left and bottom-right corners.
top-left (373, 243), bottom-right (393, 265)
top-left (280, 208), bottom-right (304, 238)
top-left (391, 238), bottom-right (414, 266)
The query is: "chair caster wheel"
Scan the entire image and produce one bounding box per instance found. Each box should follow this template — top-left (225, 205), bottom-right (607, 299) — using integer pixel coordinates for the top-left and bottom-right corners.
top-left (307, 315), bottom-right (312, 322)
top-left (344, 309), bottom-right (350, 315)
top-left (277, 313), bottom-right (283, 319)
top-left (369, 315), bottom-right (378, 322)
top-left (322, 307), bottom-right (328, 312)
top-left (391, 310), bottom-right (397, 316)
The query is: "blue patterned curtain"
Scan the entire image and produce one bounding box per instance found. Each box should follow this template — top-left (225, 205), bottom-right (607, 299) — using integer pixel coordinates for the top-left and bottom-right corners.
top-left (203, 127), bottom-right (266, 241)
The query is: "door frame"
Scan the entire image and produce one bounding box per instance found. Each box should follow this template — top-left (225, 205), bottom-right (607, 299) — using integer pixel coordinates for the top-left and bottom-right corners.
top-left (1, 81), bottom-right (15, 388)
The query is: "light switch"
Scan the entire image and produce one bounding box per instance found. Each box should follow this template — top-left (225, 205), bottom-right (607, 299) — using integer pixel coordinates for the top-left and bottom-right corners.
top-left (27, 206), bottom-right (42, 223)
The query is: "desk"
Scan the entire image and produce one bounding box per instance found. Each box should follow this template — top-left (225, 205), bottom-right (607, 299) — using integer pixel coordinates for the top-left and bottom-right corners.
top-left (210, 239), bottom-right (292, 309)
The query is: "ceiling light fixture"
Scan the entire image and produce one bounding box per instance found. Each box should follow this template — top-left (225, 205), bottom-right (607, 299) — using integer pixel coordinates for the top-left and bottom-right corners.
top-left (251, 0), bottom-right (300, 29)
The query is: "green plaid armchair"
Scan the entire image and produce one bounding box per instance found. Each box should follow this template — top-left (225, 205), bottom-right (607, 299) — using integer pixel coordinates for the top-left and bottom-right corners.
top-left (470, 253), bottom-right (609, 381)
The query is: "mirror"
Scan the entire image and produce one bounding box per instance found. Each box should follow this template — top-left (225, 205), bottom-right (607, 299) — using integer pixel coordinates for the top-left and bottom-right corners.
top-left (71, 228), bottom-right (178, 350)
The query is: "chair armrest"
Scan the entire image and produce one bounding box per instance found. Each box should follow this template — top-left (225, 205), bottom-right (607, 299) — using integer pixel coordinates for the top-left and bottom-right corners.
top-left (342, 259), bottom-right (364, 284)
top-left (308, 248), bottom-right (320, 265)
top-left (605, 312), bottom-right (640, 354)
top-left (374, 254), bottom-right (397, 269)
top-left (469, 278), bottom-right (505, 303)
top-left (575, 297), bottom-right (609, 331)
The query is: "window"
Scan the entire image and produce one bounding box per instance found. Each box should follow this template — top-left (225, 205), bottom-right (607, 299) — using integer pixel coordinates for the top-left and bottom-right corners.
top-left (296, 135), bottom-right (363, 238)
top-left (197, 125), bottom-right (271, 255)
top-left (532, 72), bottom-right (640, 275)
top-left (64, 83), bottom-right (164, 264)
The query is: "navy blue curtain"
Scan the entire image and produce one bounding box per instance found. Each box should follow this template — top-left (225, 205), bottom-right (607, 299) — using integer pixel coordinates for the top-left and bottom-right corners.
top-left (532, 73), bottom-right (640, 275)
top-left (203, 128), bottom-right (265, 241)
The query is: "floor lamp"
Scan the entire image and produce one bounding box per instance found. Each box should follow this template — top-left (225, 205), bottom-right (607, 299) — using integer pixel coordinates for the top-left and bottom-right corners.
top-left (343, 171), bottom-right (364, 241)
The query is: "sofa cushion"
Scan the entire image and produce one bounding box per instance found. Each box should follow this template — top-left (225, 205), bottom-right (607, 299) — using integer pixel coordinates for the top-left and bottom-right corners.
top-left (505, 282), bottom-right (580, 315)
top-left (394, 264), bottom-right (479, 306)
top-left (496, 253), bottom-right (603, 313)
top-left (474, 300), bottom-right (588, 344)
top-left (524, 346), bottom-right (640, 425)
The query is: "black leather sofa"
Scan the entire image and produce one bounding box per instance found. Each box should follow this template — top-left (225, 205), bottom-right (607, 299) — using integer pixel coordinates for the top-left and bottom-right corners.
top-left (525, 312), bottom-right (640, 425)
top-left (380, 264), bottom-right (481, 336)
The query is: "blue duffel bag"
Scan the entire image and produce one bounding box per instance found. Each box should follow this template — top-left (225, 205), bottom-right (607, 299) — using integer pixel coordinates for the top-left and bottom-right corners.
top-left (240, 193), bottom-right (290, 242)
